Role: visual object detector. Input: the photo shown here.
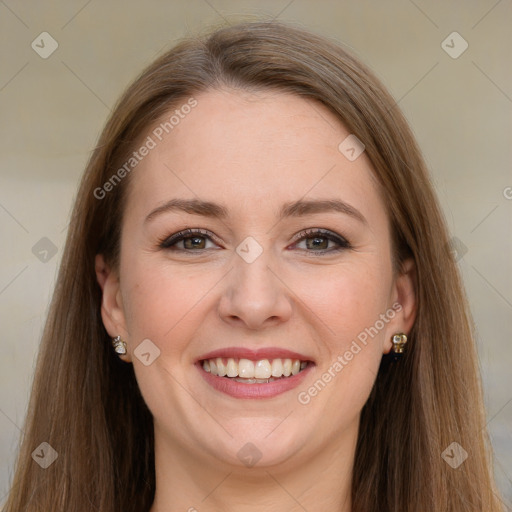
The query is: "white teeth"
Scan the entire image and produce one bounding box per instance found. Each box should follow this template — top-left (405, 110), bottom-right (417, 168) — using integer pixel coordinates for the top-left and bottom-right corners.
top-left (238, 359), bottom-right (254, 378)
top-left (226, 357), bottom-right (237, 377)
top-left (271, 358), bottom-right (283, 377)
top-left (203, 357), bottom-right (309, 379)
top-left (216, 357), bottom-right (227, 377)
top-left (254, 359), bottom-right (272, 379)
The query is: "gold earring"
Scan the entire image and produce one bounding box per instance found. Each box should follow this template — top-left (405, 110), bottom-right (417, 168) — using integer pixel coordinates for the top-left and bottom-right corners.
top-left (392, 333), bottom-right (408, 353)
top-left (112, 335), bottom-right (127, 355)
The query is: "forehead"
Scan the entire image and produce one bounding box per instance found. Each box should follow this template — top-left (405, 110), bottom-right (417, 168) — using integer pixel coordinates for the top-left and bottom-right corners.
top-left (124, 88), bottom-right (385, 227)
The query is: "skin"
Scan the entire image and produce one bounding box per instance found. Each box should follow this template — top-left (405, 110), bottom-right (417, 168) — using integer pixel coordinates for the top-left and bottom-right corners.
top-left (95, 88), bottom-right (416, 512)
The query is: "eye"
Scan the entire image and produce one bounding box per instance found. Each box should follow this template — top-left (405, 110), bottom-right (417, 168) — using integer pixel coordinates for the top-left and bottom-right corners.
top-left (291, 228), bottom-right (351, 255)
top-left (158, 229), bottom-right (220, 251)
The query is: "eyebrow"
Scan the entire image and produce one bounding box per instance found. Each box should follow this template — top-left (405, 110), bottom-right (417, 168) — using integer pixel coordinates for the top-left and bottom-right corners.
top-left (144, 197), bottom-right (368, 225)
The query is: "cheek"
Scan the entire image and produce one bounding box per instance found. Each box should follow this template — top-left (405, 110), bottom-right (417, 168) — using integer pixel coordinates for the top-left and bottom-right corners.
top-left (119, 259), bottom-right (203, 350)
top-left (294, 263), bottom-right (392, 411)
top-left (295, 260), bottom-right (392, 342)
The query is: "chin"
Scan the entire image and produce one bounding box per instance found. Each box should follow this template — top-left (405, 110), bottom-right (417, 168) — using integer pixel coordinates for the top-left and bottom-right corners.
top-left (204, 420), bottom-right (310, 469)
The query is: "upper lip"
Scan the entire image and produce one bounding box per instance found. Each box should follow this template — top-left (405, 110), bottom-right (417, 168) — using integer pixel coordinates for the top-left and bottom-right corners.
top-left (197, 347), bottom-right (314, 363)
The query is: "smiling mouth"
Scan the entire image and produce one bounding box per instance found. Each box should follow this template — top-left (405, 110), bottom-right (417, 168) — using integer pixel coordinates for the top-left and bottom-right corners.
top-left (200, 357), bottom-right (311, 383)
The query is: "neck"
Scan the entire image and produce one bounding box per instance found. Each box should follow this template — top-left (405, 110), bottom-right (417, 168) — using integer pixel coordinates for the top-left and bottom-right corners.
top-left (149, 421), bottom-right (357, 512)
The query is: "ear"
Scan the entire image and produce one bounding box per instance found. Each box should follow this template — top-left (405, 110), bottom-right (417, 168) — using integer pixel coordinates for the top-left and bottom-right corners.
top-left (95, 254), bottom-right (131, 362)
top-left (383, 257), bottom-right (417, 354)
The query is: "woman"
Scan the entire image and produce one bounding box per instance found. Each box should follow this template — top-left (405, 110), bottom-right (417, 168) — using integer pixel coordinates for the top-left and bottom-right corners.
top-left (4, 20), bottom-right (504, 511)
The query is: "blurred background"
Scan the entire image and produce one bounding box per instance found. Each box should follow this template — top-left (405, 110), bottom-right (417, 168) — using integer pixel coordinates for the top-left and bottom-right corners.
top-left (0, 0), bottom-right (511, 507)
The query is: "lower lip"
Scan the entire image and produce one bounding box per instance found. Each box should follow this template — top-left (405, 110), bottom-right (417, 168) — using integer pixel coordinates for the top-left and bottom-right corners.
top-left (196, 362), bottom-right (314, 399)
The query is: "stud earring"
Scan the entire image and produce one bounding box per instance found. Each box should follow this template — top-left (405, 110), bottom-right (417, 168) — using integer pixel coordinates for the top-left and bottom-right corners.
top-left (111, 335), bottom-right (127, 355)
top-left (391, 333), bottom-right (408, 361)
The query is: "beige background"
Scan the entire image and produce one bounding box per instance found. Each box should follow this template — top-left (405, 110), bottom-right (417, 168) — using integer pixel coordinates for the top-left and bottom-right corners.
top-left (0, 0), bottom-right (511, 506)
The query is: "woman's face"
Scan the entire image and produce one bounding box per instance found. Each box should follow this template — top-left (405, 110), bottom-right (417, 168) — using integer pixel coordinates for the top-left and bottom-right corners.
top-left (98, 88), bottom-right (415, 470)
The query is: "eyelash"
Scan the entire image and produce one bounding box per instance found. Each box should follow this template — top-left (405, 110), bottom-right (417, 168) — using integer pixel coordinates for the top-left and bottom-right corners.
top-left (158, 228), bottom-right (351, 256)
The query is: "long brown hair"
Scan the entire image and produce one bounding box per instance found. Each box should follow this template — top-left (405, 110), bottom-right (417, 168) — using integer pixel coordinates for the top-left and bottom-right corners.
top-left (4, 20), bottom-right (503, 511)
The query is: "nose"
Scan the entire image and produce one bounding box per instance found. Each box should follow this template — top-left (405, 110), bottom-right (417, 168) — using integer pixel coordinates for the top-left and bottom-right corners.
top-left (217, 249), bottom-right (293, 331)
